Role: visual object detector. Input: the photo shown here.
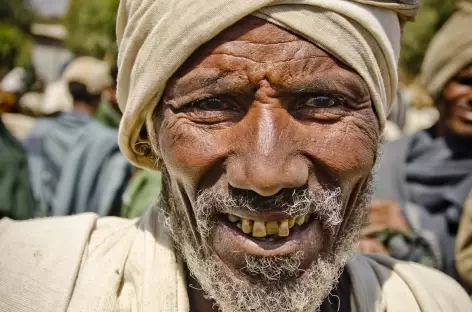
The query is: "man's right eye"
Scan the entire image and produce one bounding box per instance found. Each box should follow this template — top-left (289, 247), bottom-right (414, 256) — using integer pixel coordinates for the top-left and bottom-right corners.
top-left (175, 96), bottom-right (244, 125)
top-left (190, 97), bottom-right (238, 111)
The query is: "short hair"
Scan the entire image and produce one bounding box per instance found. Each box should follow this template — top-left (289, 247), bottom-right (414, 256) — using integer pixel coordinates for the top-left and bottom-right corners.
top-left (68, 81), bottom-right (101, 106)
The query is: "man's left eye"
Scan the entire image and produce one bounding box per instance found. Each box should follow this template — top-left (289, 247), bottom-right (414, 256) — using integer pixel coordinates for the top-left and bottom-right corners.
top-left (295, 95), bottom-right (339, 109)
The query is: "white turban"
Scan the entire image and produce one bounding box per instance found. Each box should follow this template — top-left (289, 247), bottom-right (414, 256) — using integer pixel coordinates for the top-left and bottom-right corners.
top-left (116, 0), bottom-right (419, 169)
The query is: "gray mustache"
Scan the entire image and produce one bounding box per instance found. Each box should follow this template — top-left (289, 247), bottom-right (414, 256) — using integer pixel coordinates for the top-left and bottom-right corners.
top-left (227, 187), bottom-right (313, 214)
top-left (195, 186), bottom-right (343, 230)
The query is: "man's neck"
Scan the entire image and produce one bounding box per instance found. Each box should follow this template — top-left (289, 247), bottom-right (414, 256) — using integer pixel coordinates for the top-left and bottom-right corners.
top-left (433, 123), bottom-right (472, 157)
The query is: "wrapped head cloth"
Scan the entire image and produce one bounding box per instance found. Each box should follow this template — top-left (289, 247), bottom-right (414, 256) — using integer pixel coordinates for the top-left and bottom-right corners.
top-left (422, 0), bottom-right (472, 99)
top-left (116, 0), bottom-right (419, 169)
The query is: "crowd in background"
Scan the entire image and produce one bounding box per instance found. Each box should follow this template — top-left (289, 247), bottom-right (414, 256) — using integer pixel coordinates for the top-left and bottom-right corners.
top-left (0, 54), bottom-right (161, 220)
top-left (1, 0), bottom-right (472, 298)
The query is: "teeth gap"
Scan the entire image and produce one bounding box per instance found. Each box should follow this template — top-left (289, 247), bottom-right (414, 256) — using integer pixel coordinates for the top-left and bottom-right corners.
top-left (226, 214), bottom-right (313, 238)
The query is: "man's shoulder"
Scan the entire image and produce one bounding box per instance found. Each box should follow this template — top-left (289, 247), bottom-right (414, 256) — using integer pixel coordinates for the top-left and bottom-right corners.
top-left (0, 214), bottom-right (137, 312)
top-left (349, 254), bottom-right (472, 311)
top-left (0, 212), bottom-right (96, 230)
top-left (0, 214), bottom-right (100, 276)
top-left (0, 213), bottom-right (138, 254)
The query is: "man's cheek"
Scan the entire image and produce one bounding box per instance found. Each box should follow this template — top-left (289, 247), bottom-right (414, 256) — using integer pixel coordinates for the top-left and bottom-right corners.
top-left (312, 127), bottom-right (376, 179)
top-left (159, 121), bottom-right (225, 180)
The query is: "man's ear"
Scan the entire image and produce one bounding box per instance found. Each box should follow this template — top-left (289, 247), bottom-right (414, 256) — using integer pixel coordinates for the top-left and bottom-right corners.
top-left (143, 111), bottom-right (162, 170)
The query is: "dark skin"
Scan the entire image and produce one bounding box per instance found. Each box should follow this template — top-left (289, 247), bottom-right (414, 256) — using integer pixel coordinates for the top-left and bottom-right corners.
top-left (154, 16), bottom-right (379, 311)
top-left (73, 100), bottom-right (100, 116)
top-left (438, 63), bottom-right (472, 138)
top-left (103, 67), bottom-right (120, 109)
top-left (360, 64), bottom-right (472, 254)
top-left (360, 200), bottom-right (410, 255)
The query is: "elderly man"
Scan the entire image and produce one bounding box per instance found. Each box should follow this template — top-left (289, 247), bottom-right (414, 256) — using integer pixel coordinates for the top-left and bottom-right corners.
top-left (0, 1), bottom-right (471, 311)
top-left (364, 0), bottom-right (472, 284)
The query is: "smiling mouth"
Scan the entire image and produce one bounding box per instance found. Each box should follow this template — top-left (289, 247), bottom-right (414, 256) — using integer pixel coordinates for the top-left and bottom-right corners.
top-left (223, 213), bottom-right (313, 240)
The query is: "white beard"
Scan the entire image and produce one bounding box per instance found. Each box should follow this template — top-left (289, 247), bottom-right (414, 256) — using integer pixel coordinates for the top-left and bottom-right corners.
top-left (159, 173), bottom-right (373, 312)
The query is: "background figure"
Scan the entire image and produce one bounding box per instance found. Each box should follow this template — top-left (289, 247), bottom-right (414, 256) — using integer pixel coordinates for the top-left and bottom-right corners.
top-left (95, 66), bottom-right (121, 128)
top-left (0, 117), bottom-right (34, 220)
top-left (362, 0), bottom-right (472, 288)
top-left (22, 56), bottom-right (132, 217)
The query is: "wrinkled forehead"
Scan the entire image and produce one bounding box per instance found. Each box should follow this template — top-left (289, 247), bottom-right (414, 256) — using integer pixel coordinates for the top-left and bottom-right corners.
top-left (175, 16), bottom-right (326, 70)
top-left (167, 16), bottom-right (368, 95)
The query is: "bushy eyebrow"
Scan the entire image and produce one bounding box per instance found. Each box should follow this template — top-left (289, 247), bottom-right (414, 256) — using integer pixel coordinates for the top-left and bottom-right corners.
top-left (273, 78), bottom-right (369, 101)
top-left (167, 66), bottom-right (369, 103)
top-left (165, 69), bottom-right (253, 102)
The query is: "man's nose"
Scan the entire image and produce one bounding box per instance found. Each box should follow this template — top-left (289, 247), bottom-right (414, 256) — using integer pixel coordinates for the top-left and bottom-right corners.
top-left (226, 107), bottom-right (309, 196)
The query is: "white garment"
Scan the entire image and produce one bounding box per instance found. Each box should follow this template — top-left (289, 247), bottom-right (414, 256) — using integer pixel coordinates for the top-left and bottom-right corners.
top-left (0, 208), bottom-right (470, 312)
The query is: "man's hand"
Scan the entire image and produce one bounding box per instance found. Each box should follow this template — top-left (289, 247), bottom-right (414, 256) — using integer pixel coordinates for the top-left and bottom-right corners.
top-left (361, 200), bottom-right (411, 238)
top-left (361, 200), bottom-right (412, 239)
top-left (358, 200), bottom-right (411, 255)
top-left (359, 237), bottom-right (390, 255)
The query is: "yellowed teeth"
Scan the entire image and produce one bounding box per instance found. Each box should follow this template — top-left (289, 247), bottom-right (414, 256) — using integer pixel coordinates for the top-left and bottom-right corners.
top-left (227, 213), bottom-right (312, 238)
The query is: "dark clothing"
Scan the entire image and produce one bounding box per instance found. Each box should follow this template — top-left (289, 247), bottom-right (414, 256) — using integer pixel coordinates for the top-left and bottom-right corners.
top-left (23, 112), bottom-right (132, 217)
top-left (0, 119), bottom-right (34, 220)
top-left (320, 269), bottom-right (351, 312)
top-left (374, 127), bottom-right (472, 283)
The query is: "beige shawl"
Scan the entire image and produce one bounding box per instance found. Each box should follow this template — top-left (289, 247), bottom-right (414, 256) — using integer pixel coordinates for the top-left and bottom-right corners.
top-left (115, 0), bottom-right (419, 169)
top-left (421, 0), bottom-right (472, 99)
top-left (456, 191), bottom-right (472, 290)
top-left (0, 208), bottom-right (471, 312)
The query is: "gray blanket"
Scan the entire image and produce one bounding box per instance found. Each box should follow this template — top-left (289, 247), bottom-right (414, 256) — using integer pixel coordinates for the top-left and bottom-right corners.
top-left (23, 112), bottom-right (131, 217)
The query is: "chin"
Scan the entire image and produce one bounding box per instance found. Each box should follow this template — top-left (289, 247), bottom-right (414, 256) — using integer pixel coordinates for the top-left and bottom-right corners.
top-left (183, 237), bottom-right (353, 312)
top-left (175, 211), bottom-right (360, 312)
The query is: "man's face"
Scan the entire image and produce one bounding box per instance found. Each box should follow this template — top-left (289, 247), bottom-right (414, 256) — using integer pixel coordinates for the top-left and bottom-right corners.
top-left (154, 16), bottom-right (379, 312)
top-left (441, 63), bottom-right (472, 137)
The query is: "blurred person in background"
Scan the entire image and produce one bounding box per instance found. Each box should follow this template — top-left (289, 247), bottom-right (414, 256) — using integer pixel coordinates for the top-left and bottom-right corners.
top-left (0, 67), bottom-right (38, 141)
top-left (22, 56), bottom-right (132, 217)
top-left (0, 50), bottom-right (35, 222)
top-left (0, 114), bottom-right (34, 220)
top-left (95, 66), bottom-right (122, 128)
top-left (0, 67), bottom-right (27, 114)
top-left (361, 0), bottom-right (472, 287)
top-left (40, 75), bottom-right (74, 116)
